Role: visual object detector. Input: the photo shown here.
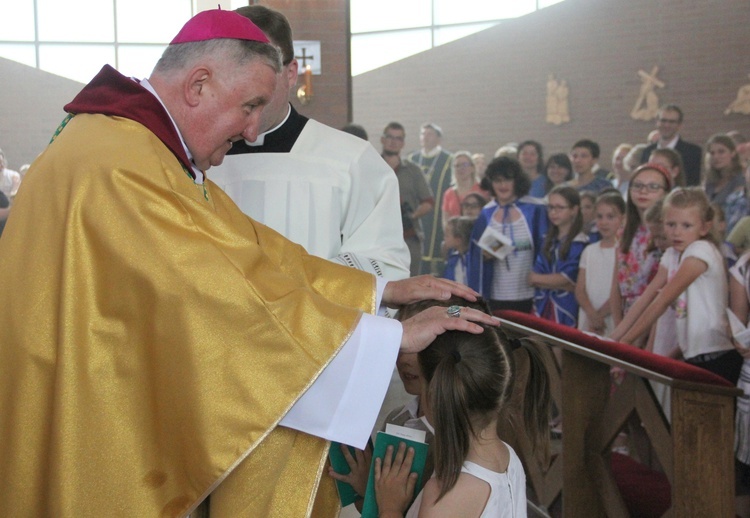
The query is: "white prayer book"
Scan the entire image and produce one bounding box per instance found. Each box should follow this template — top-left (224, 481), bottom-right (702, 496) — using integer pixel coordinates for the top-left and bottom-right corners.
top-left (477, 225), bottom-right (515, 260)
top-left (726, 308), bottom-right (750, 349)
top-left (384, 423), bottom-right (427, 443)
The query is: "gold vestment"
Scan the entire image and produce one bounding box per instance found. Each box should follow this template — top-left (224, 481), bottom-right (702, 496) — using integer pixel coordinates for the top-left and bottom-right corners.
top-left (0, 112), bottom-right (375, 517)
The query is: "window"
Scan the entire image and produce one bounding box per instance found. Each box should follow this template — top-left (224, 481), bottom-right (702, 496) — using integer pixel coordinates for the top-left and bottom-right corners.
top-left (1, 0), bottom-right (193, 83)
top-left (350, 0), bottom-right (566, 75)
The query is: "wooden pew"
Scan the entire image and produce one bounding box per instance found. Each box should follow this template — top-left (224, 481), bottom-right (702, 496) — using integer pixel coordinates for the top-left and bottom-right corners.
top-left (496, 310), bottom-right (742, 518)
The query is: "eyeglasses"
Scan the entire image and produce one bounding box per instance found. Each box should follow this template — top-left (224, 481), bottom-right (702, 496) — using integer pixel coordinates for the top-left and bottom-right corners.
top-left (461, 203), bottom-right (481, 209)
top-left (658, 118), bottom-right (680, 125)
top-left (547, 204), bottom-right (571, 212)
top-left (454, 162), bottom-right (473, 168)
top-left (383, 134), bottom-right (404, 142)
top-left (630, 181), bottom-right (666, 193)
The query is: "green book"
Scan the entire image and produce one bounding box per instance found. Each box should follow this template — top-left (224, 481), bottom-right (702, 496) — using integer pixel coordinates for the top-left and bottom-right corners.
top-left (360, 425), bottom-right (429, 518)
top-left (328, 442), bottom-right (362, 507)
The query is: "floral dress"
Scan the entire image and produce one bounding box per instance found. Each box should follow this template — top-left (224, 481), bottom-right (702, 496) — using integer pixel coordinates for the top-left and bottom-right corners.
top-left (617, 224), bottom-right (661, 314)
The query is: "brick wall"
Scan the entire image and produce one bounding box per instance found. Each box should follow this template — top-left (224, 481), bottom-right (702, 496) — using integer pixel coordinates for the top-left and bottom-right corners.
top-left (3, 0), bottom-right (748, 168)
top-left (260, 0), bottom-right (351, 129)
top-left (353, 0), bottom-right (750, 166)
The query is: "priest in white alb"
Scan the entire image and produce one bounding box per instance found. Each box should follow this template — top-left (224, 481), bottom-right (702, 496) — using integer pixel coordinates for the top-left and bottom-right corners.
top-left (209, 5), bottom-right (410, 281)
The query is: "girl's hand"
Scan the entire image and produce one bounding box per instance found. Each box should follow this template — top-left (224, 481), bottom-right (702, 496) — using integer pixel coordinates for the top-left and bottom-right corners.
top-left (596, 300), bottom-right (612, 318)
top-left (587, 310), bottom-right (605, 333)
top-left (327, 444), bottom-right (372, 498)
top-left (374, 443), bottom-right (418, 518)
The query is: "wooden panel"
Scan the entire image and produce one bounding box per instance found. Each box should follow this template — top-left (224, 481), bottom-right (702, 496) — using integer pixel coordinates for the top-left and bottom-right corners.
top-left (496, 317), bottom-right (740, 516)
top-left (261, 0), bottom-right (351, 127)
top-left (671, 388), bottom-right (736, 517)
top-left (561, 350), bottom-right (610, 518)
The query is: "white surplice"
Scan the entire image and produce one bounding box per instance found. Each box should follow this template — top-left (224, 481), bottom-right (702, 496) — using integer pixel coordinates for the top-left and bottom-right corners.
top-left (209, 115), bottom-right (410, 281)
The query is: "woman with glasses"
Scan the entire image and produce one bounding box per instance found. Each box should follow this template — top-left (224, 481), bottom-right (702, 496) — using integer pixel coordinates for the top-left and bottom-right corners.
top-left (467, 157), bottom-right (548, 313)
top-left (610, 164), bottom-right (672, 344)
top-left (441, 151), bottom-right (484, 228)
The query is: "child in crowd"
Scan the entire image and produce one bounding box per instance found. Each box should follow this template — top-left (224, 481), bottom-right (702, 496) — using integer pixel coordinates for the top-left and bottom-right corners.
top-left (530, 186), bottom-right (588, 327)
top-left (579, 190), bottom-right (600, 243)
top-left (649, 147), bottom-right (686, 188)
top-left (618, 143), bottom-right (648, 197)
top-left (641, 199), bottom-right (679, 358)
top-left (460, 192), bottom-right (488, 219)
top-left (576, 192), bottom-right (625, 336)
top-left (610, 163), bottom-right (671, 346)
top-left (712, 203), bottom-right (738, 270)
top-left (544, 153), bottom-right (574, 194)
top-left (642, 199), bottom-right (676, 418)
top-left (611, 188), bottom-right (742, 385)
top-left (728, 250), bottom-right (750, 517)
top-left (442, 216), bottom-right (474, 284)
top-left (569, 139), bottom-right (613, 194)
top-left (328, 300), bottom-right (441, 510)
top-left (374, 298), bottom-right (551, 518)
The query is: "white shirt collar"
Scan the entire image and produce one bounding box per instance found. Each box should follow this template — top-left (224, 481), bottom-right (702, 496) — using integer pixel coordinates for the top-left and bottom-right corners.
top-left (245, 103), bottom-right (292, 146)
top-left (402, 396), bottom-right (435, 434)
top-left (658, 135), bottom-right (680, 150)
top-left (403, 395), bottom-right (420, 418)
top-left (140, 78), bottom-right (204, 184)
top-left (421, 145), bottom-right (442, 158)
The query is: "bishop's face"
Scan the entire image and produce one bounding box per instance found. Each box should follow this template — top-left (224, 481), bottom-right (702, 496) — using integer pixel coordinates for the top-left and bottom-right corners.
top-left (184, 59), bottom-right (277, 170)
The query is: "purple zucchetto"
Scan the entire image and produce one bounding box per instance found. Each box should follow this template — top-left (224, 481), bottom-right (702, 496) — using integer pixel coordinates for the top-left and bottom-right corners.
top-left (170, 8), bottom-right (269, 45)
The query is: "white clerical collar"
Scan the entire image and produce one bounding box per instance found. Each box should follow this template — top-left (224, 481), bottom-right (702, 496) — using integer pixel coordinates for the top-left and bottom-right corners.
top-left (139, 78), bottom-right (204, 184)
top-left (245, 103), bottom-right (292, 146)
top-left (658, 135), bottom-right (679, 150)
top-left (403, 396), bottom-right (435, 434)
top-left (421, 145), bottom-right (442, 158)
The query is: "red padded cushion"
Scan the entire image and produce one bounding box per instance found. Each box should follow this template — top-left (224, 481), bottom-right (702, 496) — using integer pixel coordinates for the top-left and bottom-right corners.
top-left (611, 452), bottom-right (671, 517)
top-left (495, 310), bottom-right (733, 388)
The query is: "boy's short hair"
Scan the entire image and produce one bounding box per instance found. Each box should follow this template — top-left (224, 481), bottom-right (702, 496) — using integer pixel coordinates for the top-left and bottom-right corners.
top-left (446, 216), bottom-right (475, 247)
top-left (383, 121), bottom-right (405, 134)
top-left (571, 139), bottom-right (600, 159)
